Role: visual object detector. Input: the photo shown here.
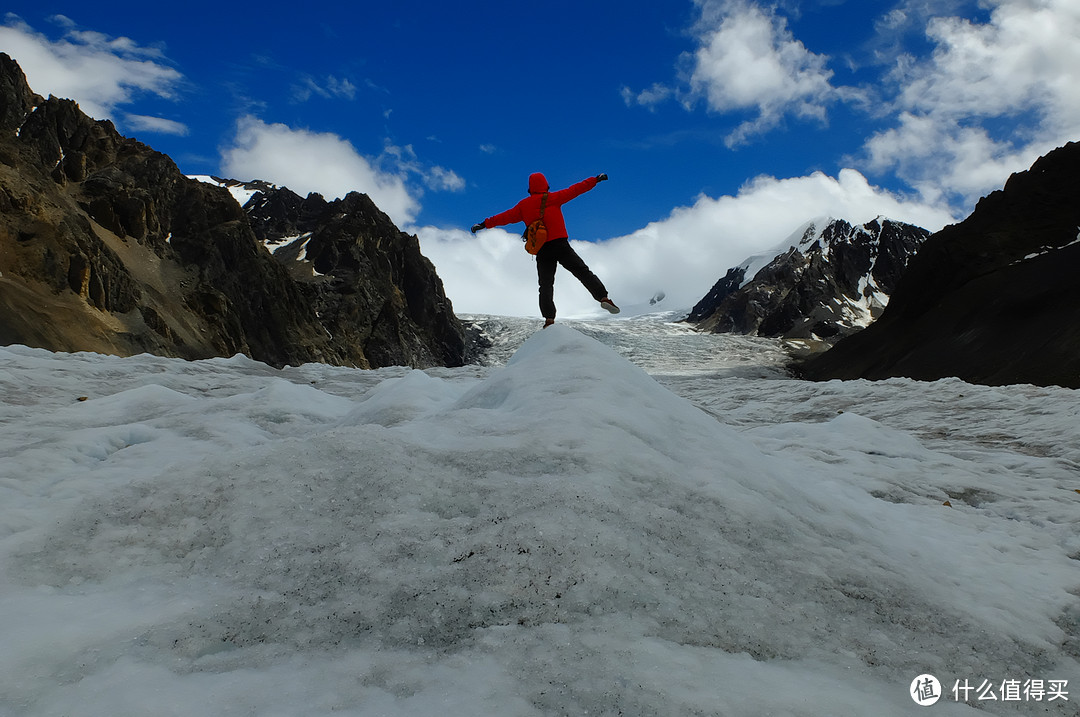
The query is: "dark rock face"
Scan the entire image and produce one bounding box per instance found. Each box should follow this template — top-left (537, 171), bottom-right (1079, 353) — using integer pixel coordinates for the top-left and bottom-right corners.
top-left (240, 182), bottom-right (466, 369)
top-left (798, 141), bottom-right (1080, 388)
top-left (0, 53), bottom-right (464, 369)
top-left (689, 217), bottom-right (929, 343)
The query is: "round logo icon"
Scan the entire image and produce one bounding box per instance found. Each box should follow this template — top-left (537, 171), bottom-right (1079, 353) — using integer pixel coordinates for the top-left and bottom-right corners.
top-left (911, 674), bottom-right (942, 706)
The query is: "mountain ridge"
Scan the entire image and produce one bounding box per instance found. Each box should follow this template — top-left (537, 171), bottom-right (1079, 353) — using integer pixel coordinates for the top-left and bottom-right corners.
top-left (688, 216), bottom-right (929, 344)
top-left (798, 141), bottom-right (1080, 388)
top-left (0, 53), bottom-right (465, 369)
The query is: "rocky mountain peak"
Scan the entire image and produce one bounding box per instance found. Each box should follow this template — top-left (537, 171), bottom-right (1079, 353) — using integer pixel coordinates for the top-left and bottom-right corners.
top-left (688, 216), bottom-right (929, 343)
top-left (0, 53), bottom-right (42, 133)
top-left (0, 53), bottom-right (465, 369)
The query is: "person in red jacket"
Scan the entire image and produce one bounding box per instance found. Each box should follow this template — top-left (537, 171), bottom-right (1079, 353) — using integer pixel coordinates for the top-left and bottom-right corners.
top-left (472, 172), bottom-right (620, 326)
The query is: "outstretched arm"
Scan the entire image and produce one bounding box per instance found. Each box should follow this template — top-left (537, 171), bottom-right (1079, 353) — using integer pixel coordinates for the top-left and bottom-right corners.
top-left (470, 175), bottom-right (606, 233)
top-left (471, 204), bottom-right (524, 233)
top-left (549, 174), bottom-right (607, 205)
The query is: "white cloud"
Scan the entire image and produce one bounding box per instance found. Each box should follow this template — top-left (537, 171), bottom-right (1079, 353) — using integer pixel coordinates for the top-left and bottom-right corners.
top-left (419, 169), bottom-right (956, 318)
top-left (0, 14), bottom-right (182, 121)
top-left (871, 0), bottom-right (976, 48)
top-left (220, 117), bottom-right (421, 226)
top-left (626, 0), bottom-right (841, 146)
top-left (864, 112), bottom-right (1043, 207)
top-left (423, 166), bottom-right (466, 192)
top-left (622, 82), bottom-right (673, 108)
top-left (219, 119), bottom-right (465, 227)
top-left (622, 0), bottom-right (1079, 212)
top-left (292, 75), bottom-right (358, 102)
top-left (124, 114), bottom-right (189, 136)
top-left (688, 1), bottom-right (835, 134)
top-left (864, 0), bottom-right (1080, 207)
top-left (381, 141), bottom-right (465, 193)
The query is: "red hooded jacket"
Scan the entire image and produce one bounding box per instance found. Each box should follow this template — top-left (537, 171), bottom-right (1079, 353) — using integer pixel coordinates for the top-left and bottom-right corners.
top-left (482, 173), bottom-right (599, 246)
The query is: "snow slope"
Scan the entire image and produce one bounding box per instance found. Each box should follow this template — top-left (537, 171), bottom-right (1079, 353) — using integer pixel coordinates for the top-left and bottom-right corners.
top-left (1, 316), bottom-right (1077, 716)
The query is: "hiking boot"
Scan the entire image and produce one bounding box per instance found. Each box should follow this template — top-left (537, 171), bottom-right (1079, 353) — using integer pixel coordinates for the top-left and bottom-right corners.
top-left (600, 298), bottom-right (620, 314)
top-left (543, 318), bottom-right (555, 328)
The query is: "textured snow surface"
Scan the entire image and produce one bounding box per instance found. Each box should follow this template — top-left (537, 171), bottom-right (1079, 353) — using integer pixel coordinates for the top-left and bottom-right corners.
top-left (1, 315), bottom-right (1077, 716)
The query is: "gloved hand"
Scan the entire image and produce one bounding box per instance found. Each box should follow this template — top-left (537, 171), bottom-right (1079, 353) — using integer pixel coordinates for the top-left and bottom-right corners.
top-left (596, 173), bottom-right (608, 182)
top-left (471, 222), bottom-right (485, 234)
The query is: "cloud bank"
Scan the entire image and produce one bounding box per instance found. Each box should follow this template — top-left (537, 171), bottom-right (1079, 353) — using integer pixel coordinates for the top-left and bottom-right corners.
top-left (418, 170), bottom-right (956, 318)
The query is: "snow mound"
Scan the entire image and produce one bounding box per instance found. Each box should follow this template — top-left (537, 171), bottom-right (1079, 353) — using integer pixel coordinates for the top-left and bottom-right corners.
top-left (1, 331), bottom-right (1076, 716)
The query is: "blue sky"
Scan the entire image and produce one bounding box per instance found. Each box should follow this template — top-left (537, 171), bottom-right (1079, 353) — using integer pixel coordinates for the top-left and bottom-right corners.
top-left (4, 1), bottom-right (1079, 316)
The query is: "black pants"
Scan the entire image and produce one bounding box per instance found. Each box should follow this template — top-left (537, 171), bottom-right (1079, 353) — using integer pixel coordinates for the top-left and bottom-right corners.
top-left (536, 238), bottom-right (607, 319)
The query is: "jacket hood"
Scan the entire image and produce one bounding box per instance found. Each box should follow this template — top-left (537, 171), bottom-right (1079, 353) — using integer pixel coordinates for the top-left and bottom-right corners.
top-left (528, 172), bottom-right (549, 194)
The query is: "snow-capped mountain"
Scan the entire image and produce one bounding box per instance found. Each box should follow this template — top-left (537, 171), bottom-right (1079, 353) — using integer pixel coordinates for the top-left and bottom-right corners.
top-left (688, 216), bottom-right (929, 344)
top-left (187, 175), bottom-right (277, 212)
